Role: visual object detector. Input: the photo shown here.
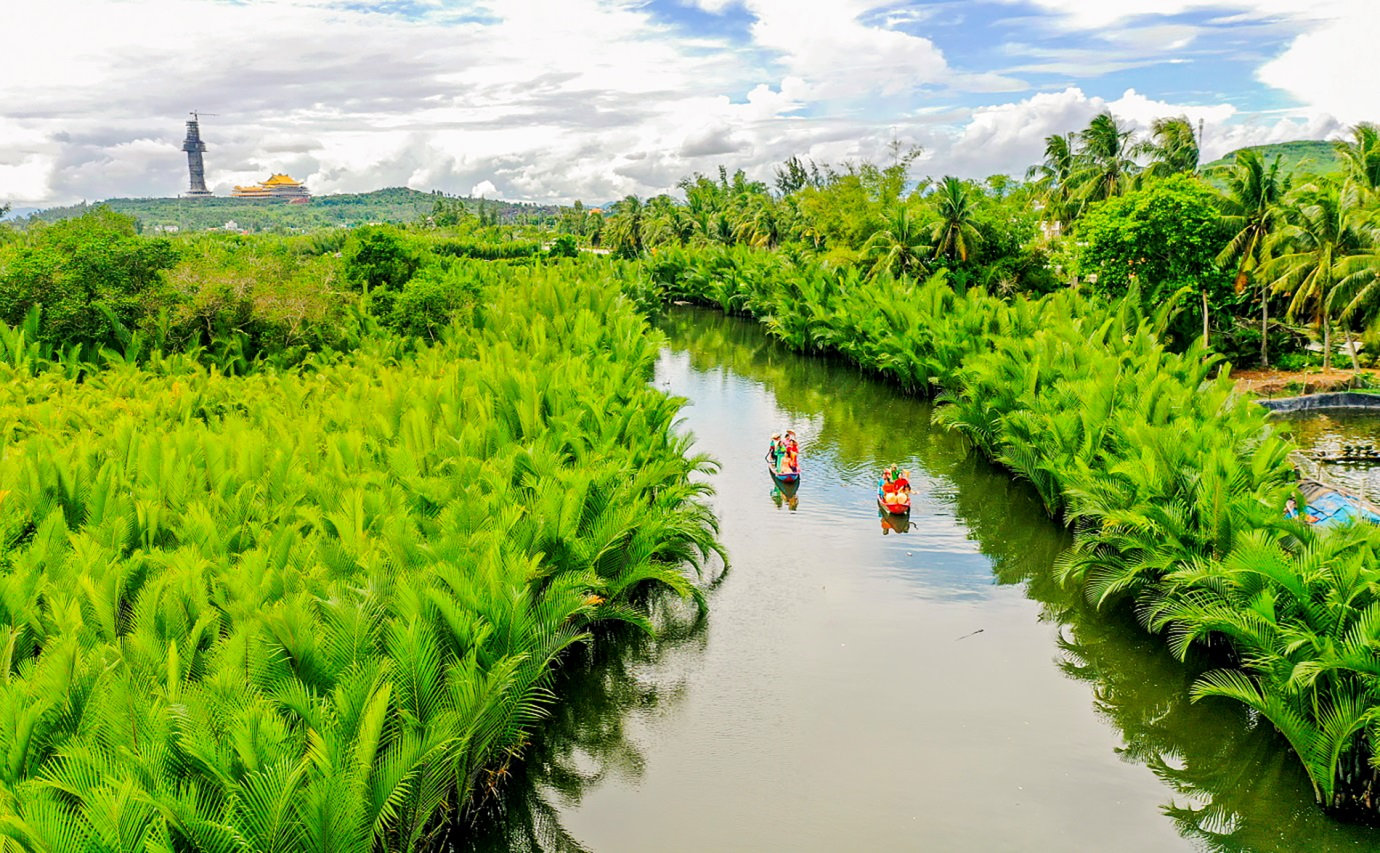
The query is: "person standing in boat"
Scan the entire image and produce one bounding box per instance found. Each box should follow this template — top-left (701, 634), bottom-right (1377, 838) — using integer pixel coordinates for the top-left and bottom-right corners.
top-left (784, 430), bottom-right (800, 473)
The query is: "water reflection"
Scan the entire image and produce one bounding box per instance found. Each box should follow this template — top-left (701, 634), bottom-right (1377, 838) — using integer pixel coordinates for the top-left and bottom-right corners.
top-left (461, 309), bottom-right (1374, 852)
top-left (453, 596), bottom-right (710, 852)
top-left (878, 506), bottom-right (911, 535)
top-left (1277, 410), bottom-right (1380, 503)
top-left (768, 475), bottom-right (800, 511)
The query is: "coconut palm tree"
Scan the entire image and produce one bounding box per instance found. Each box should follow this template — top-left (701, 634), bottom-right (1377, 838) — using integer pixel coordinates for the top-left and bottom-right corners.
top-left (861, 206), bottom-right (931, 279)
top-left (1336, 122), bottom-right (1380, 196)
top-left (733, 194), bottom-right (785, 249)
top-left (1264, 181), bottom-right (1377, 371)
top-left (1216, 150), bottom-right (1291, 366)
top-left (928, 176), bottom-right (984, 264)
top-left (1026, 132), bottom-right (1078, 231)
top-left (604, 195), bottom-right (646, 258)
top-left (643, 194), bottom-right (694, 248)
top-left (1136, 115), bottom-right (1200, 179)
top-left (1073, 112), bottom-right (1140, 205)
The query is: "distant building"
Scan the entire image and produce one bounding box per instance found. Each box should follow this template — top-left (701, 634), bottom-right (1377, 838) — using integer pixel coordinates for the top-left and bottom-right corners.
top-left (231, 173), bottom-right (311, 200)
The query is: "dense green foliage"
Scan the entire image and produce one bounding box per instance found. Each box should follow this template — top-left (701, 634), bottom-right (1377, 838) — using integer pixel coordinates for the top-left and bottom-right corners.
top-left (0, 213), bottom-right (592, 369)
top-left (1076, 174), bottom-right (1236, 347)
top-left (0, 237), bottom-right (720, 849)
top-left (0, 209), bottom-right (179, 351)
top-left (537, 118), bottom-right (1380, 372)
top-left (22, 189), bottom-right (556, 233)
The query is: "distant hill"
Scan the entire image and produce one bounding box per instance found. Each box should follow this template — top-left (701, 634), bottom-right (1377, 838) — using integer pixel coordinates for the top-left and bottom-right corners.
top-left (1203, 140), bottom-right (1343, 178)
top-left (21, 187), bottom-right (558, 232)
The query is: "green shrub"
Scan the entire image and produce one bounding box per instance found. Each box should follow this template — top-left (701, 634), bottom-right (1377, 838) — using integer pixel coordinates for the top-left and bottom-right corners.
top-left (0, 207), bottom-right (179, 349)
top-left (385, 260), bottom-right (483, 339)
top-left (548, 234), bottom-right (579, 258)
top-left (343, 225), bottom-right (420, 291)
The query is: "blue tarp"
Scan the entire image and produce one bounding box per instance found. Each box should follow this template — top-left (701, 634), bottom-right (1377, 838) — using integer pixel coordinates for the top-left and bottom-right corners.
top-left (1291, 491), bottom-right (1380, 529)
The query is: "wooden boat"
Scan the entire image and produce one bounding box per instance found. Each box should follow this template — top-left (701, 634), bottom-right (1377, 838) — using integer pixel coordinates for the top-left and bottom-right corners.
top-left (878, 484), bottom-right (911, 515)
top-left (768, 464), bottom-right (800, 484)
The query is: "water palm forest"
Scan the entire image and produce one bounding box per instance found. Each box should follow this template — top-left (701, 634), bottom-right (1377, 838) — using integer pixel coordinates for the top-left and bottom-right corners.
top-left (2, 116), bottom-right (1380, 850)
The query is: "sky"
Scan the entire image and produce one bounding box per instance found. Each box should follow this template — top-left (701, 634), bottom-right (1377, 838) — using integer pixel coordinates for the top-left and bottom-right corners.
top-left (0, 0), bottom-right (1375, 208)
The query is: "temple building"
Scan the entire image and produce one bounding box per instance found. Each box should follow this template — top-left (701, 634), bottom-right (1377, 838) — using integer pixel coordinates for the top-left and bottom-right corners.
top-left (231, 173), bottom-right (311, 200)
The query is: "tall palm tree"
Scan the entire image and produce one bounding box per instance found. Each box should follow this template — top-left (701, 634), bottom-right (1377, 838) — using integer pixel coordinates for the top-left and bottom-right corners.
top-left (643, 194), bottom-right (693, 248)
top-left (604, 195), bottom-right (646, 258)
top-left (861, 206), bottom-right (931, 279)
top-left (1264, 181), bottom-right (1376, 371)
top-left (1073, 112), bottom-right (1140, 205)
top-left (1025, 132), bottom-right (1078, 231)
top-left (1335, 122), bottom-right (1380, 196)
top-left (928, 176), bottom-right (984, 264)
top-left (733, 194), bottom-right (784, 248)
top-left (1216, 150), bottom-right (1291, 366)
top-left (1137, 115), bottom-right (1200, 178)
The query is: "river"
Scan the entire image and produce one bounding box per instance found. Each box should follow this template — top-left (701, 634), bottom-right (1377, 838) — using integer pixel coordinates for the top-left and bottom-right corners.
top-left (462, 308), bottom-right (1374, 852)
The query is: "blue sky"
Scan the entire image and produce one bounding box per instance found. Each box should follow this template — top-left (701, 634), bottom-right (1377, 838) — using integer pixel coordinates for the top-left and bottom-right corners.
top-left (0, 0), bottom-right (1371, 207)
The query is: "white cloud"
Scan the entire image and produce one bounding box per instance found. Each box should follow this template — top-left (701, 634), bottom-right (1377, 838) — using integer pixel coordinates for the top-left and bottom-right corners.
top-left (990, 0), bottom-right (1375, 125)
top-left (1257, 1), bottom-right (1380, 123)
top-left (470, 180), bottom-right (498, 198)
top-left (995, 0), bottom-right (1340, 31)
top-left (935, 86), bottom-right (1329, 179)
top-left (0, 0), bottom-right (1368, 208)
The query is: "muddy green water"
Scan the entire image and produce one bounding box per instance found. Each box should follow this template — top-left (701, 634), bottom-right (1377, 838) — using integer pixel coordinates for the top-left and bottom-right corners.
top-left (464, 309), bottom-right (1375, 852)
top-left (1280, 409), bottom-right (1380, 503)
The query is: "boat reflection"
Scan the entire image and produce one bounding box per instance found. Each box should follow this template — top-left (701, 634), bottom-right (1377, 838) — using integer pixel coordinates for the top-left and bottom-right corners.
top-left (879, 504), bottom-right (910, 534)
top-left (769, 475), bottom-right (800, 511)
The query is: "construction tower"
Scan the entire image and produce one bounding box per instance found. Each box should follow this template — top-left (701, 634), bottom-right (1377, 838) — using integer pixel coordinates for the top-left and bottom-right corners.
top-left (182, 113), bottom-right (213, 197)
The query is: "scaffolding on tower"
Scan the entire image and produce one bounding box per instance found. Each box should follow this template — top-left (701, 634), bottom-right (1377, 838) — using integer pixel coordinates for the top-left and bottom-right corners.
top-left (182, 112), bottom-right (213, 197)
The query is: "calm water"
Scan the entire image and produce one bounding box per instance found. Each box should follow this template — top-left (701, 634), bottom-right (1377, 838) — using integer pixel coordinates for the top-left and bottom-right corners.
top-left (1280, 409), bottom-right (1380, 502)
top-left (462, 309), bottom-right (1374, 852)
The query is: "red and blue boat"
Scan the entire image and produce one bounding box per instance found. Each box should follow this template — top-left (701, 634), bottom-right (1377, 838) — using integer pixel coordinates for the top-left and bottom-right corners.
top-left (878, 483), bottom-right (910, 516)
top-left (768, 464), bottom-right (800, 484)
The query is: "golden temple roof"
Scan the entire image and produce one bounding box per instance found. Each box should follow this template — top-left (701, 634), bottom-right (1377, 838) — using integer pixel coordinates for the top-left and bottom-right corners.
top-left (263, 174), bottom-right (302, 186)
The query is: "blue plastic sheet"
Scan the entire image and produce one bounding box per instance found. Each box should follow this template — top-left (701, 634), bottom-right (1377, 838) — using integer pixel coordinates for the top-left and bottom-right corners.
top-left (1291, 491), bottom-right (1380, 529)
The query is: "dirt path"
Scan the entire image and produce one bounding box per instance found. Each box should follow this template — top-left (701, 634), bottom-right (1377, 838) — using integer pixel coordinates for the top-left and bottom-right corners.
top-left (1234, 367), bottom-right (1379, 397)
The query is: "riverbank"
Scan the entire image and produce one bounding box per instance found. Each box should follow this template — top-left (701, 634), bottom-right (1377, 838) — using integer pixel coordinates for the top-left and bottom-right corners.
top-left (1236, 367), bottom-right (1380, 397)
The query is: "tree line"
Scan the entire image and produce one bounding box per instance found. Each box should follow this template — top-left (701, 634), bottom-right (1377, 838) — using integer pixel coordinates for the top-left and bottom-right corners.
top-left (561, 115), bottom-right (1380, 372)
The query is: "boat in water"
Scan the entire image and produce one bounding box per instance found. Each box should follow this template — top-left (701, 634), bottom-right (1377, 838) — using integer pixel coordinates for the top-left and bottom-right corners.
top-left (766, 433), bottom-right (800, 483)
top-left (878, 484), bottom-right (910, 515)
top-left (1287, 478), bottom-right (1380, 529)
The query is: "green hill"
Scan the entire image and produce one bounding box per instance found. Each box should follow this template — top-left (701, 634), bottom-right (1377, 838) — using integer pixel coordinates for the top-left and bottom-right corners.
top-left (1203, 139), bottom-right (1342, 178)
top-left (22, 188), bottom-right (557, 232)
